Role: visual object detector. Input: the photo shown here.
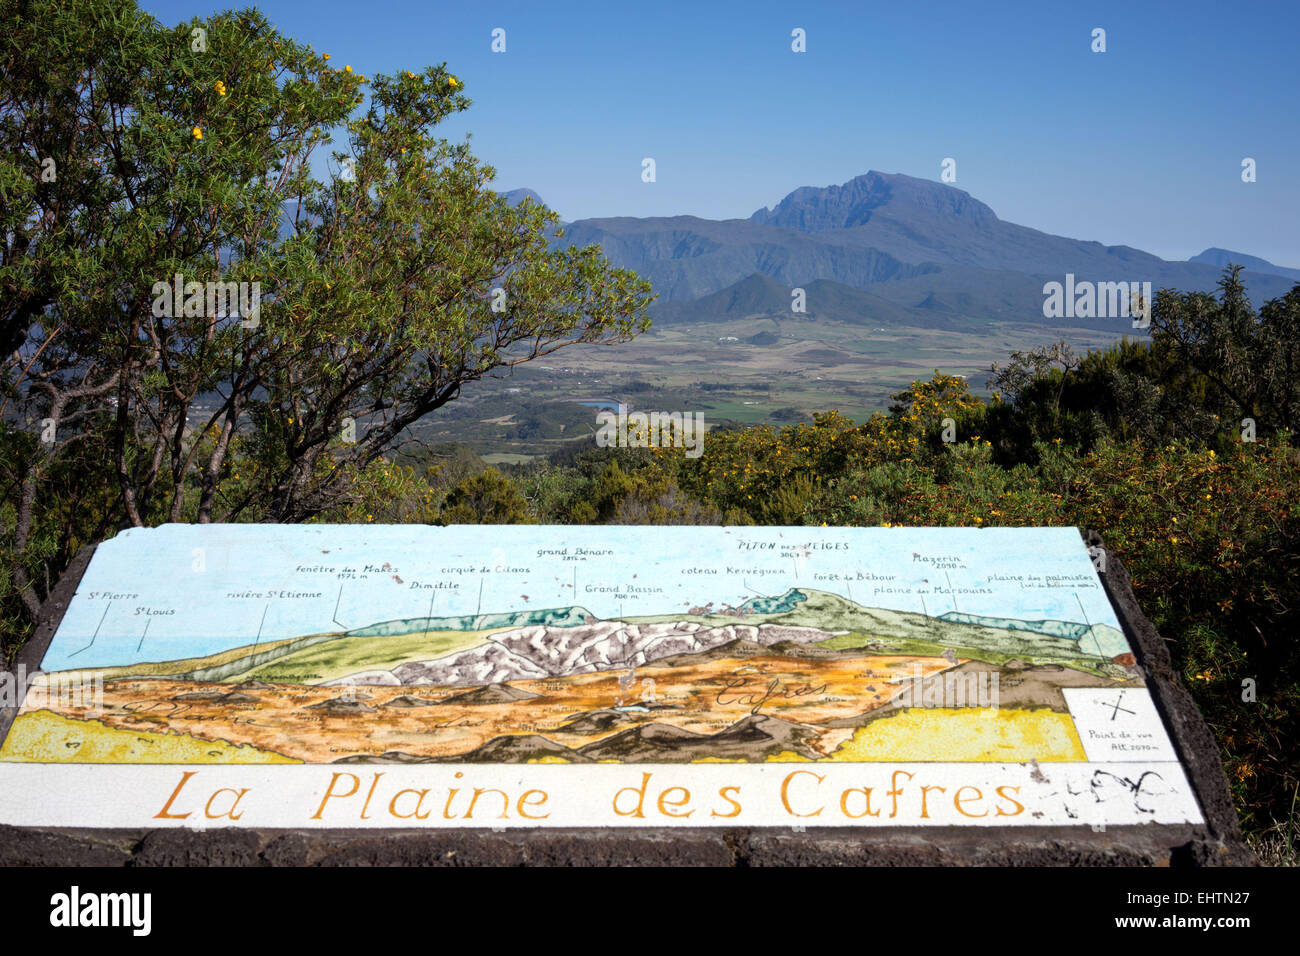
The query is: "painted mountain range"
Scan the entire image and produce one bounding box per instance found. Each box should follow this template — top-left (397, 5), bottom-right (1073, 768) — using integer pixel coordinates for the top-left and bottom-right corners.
top-left (66, 587), bottom-right (1130, 687)
top-left (11, 583), bottom-right (1138, 766)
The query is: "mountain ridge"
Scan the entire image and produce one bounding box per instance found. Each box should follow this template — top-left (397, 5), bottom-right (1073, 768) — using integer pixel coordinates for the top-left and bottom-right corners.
top-left (551, 171), bottom-right (1299, 323)
top-left (749, 170), bottom-right (1000, 232)
top-left (1189, 247), bottom-right (1300, 282)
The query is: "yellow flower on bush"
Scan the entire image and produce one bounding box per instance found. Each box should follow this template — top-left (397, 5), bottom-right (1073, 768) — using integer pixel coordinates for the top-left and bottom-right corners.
top-left (214, 80), bottom-right (227, 96)
top-left (345, 64), bottom-right (353, 72)
top-left (191, 126), bottom-right (202, 139)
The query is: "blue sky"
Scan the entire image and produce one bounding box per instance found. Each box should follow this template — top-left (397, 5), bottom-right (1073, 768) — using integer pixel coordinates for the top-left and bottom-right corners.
top-left (141, 0), bottom-right (1300, 265)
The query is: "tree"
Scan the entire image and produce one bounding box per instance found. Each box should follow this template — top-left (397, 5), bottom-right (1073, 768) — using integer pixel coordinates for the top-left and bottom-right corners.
top-left (438, 467), bottom-right (533, 525)
top-left (987, 339), bottom-right (1080, 414)
top-left (979, 269), bottom-right (1300, 461)
top-left (0, 0), bottom-right (652, 642)
top-left (1148, 266), bottom-right (1300, 439)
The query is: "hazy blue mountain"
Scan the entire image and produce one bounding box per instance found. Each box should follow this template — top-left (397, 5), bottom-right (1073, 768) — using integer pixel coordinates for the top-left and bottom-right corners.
top-left (282, 178), bottom-right (1298, 331)
top-left (553, 171), bottom-right (1298, 324)
top-left (1188, 247), bottom-right (1300, 282)
top-left (499, 188), bottom-right (567, 237)
top-left (750, 170), bottom-right (999, 232)
top-left (747, 172), bottom-right (1291, 287)
top-left (651, 272), bottom-right (968, 330)
top-left (499, 187), bottom-right (546, 207)
top-left (557, 214), bottom-right (938, 301)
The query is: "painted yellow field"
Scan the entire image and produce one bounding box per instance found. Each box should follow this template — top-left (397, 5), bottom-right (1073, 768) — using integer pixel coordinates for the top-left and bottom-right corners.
top-left (826, 707), bottom-right (1086, 762)
top-left (1, 710), bottom-right (299, 764)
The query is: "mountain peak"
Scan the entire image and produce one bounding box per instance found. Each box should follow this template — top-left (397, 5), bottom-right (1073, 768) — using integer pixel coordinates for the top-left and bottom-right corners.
top-left (1188, 248), bottom-right (1300, 282)
top-left (499, 187), bottom-right (546, 207)
top-left (750, 170), bottom-right (998, 233)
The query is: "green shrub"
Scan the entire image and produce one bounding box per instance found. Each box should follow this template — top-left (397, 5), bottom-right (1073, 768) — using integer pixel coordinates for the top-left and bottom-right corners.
top-left (437, 467), bottom-right (534, 524)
